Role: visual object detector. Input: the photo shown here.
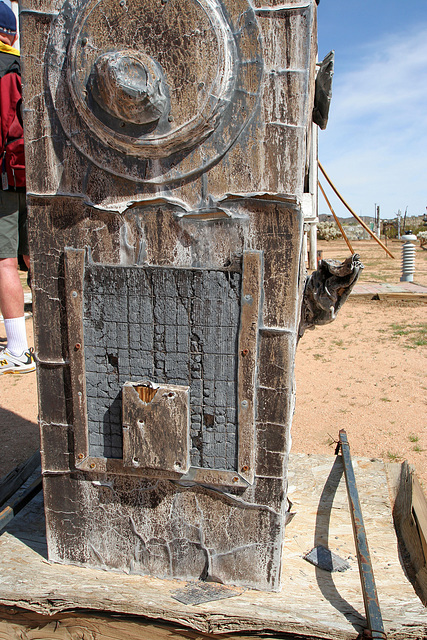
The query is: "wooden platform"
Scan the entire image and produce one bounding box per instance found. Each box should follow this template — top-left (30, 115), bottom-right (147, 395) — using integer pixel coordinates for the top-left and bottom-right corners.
top-left (0, 454), bottom-right (426, 639)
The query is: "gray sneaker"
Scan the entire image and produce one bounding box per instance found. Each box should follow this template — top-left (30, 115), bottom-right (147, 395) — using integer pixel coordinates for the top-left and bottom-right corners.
top-left (0, 347), bottom-right (36, 375)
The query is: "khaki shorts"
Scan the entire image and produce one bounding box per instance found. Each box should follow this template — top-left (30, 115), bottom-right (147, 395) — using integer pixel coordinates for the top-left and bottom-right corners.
top-left (0, 190), bottom-right (28, 259)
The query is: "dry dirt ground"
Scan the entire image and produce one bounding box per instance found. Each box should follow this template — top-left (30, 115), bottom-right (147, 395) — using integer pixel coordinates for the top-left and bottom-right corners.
top-left (1, 238), bottom-right (426, 488)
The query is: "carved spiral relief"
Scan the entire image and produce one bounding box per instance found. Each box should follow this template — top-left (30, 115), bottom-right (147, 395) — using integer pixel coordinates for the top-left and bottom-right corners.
top-left (47, 0), bottom-right (263, 183)
top-left (88, 50), bottom-right (169, 125)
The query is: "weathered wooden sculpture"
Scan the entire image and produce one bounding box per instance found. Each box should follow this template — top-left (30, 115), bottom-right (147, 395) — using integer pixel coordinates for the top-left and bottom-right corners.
top-left (20, 0), bottom-right (336, 591)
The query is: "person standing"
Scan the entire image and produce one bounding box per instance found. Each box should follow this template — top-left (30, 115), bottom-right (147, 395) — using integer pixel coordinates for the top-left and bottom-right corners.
top-left (0, 1), bottom-right (35, 374)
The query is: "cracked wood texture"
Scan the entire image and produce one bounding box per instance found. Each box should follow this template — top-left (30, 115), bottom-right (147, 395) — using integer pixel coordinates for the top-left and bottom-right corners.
top-left (0, 455), bottom-right (426, 638)
top-left (20, 0), bottom-right (318, 590)
top-left (0, 609), bottom-right (280, 640)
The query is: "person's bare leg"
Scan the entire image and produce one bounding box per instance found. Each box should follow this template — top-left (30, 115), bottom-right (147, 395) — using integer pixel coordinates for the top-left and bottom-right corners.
top-left (0, 257), bottom-right (24, 319)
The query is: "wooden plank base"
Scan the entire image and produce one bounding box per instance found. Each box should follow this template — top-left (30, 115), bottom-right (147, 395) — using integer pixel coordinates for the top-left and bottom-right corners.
top-left (0, 454), bottom-right (426, 639)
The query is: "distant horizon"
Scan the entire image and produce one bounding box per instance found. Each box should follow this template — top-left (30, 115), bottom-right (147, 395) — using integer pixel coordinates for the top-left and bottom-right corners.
top-left (319, 211), bottom-right (425, 222)
top-left (317, 1), bottom-right (427, 220)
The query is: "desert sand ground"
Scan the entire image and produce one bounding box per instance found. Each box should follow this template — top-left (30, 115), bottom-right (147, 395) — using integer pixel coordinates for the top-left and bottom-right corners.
top-left (1, 237), bottom-right (426, 487)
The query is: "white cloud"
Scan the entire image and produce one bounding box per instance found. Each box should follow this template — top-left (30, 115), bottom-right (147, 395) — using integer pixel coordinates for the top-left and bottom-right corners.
top-left (319, 25), bottom-right (427, 218)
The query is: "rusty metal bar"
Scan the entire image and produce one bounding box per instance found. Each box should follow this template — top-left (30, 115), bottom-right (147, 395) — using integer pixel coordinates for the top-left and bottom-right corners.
top-left (318, 161), bottom-right (394, 260)
top-left (0, 476), bottom-right (43, 531)
top-left (335, 429), bottom-right (387, 640)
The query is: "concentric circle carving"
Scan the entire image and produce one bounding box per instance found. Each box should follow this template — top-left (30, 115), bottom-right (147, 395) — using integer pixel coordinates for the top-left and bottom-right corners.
top-left (47, 0), bottom-right (262, 184)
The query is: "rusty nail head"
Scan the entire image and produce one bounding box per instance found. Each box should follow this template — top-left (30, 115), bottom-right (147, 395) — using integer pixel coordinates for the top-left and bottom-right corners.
top-left (232, 476), bottom-right (239, 483)
top-left (242, 349), bottom-right (249, 357)
top-left (75, 343), bottom-right (81, 350)
top-left (90, 463), bottom-right (95, 469)
top-left (78, 453), bottom-right (84, 459)
top-left (242, 465), bottom-right (249, 472)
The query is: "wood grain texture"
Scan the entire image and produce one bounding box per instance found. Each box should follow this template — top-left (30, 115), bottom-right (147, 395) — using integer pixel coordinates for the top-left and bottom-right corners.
top-left (387, 461), bottom-right (427, 605)
top-left (0, 608), bottom-right (275, 640)
top-left (0, 455), bottom-right (426, 639)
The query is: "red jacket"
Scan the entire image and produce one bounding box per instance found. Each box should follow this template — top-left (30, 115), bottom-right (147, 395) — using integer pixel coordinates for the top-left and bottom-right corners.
top-left (0, 49), bottom-right (25, 189)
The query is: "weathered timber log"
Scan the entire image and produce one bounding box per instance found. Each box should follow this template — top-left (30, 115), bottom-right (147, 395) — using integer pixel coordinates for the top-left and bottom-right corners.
top-left (0, 476), bottom-right (43, 531)
top-left (0, 451), bottom-right (40, 508)
top-left (387, 461), bottom-right (427, 606)
top-left (21, 0), bottom-right (320, 591)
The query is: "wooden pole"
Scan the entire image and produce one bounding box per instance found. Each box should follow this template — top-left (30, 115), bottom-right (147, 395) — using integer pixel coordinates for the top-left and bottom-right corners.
top-left (318, 161), bottom-right (395, 259)
top-left (318, 180), bottom-right (354, 254)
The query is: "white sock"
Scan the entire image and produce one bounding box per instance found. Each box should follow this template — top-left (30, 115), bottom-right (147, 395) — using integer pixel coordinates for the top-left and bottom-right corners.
top-left (4, 317), bottom-right (28, 356)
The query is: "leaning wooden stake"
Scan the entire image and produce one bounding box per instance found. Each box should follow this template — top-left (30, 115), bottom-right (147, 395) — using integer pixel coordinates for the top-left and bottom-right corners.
top-left (318, 161), bottom-right (395, 259)
top-left (336, 430), bottom-right (387, 639)
top-left (318, 180), bottom-right (354, 254)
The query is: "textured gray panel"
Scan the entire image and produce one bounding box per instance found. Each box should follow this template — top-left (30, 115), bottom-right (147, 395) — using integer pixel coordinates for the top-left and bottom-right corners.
top-left (83, 265), bottom-right (241, 469)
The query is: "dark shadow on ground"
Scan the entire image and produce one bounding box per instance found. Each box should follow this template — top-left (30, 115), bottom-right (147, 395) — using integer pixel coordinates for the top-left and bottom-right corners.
top-left (3, 482), bottom-right (47, 559)
top-left (314, 456), bottom-right (366, 633)
top-left (0, 408), bottom-right (40, 477)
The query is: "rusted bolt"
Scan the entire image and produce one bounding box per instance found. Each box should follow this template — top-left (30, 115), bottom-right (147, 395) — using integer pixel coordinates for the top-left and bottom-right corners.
top-left (78, 453), bottom-right (84, 460)
top-left (74, 343), bottom-right (81, 351)
top-left (90, 463), bottom-right (95, 469)
top-left (241, 349), bottom-right (249, 357)
top-left (232, 476), bottom-right (239, 483)
top-left (241, 465), bottom-right (249, 472)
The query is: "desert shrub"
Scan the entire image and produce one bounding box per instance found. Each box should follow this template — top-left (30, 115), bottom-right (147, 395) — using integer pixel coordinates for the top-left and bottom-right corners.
top-left (383, 221), bottom-right (398, 239)
top-left (317, 220), bottom-right (341, 241)
top-left (418, 231), bottom-right (427, 248)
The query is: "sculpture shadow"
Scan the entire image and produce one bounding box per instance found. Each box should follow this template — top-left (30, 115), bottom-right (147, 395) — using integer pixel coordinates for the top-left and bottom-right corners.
top-left (0, 407), bottom-right (46, 558)
top-left (4, 489), bottom-right (47, 559)
top-left (0, 408), bottom-right (40, 472)
top-left (314, 456), bottom-right (366, 633)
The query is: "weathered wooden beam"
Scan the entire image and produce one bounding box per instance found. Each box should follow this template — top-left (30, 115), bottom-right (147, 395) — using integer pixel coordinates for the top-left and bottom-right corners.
top-left (0, 607), bottom-right (291, 640)
top-left (0, 451), bottom-right (40, 509)
top-left (387, 461), bottom-right (427, 605)
top-left (0, 476), bottom-right (43, 531)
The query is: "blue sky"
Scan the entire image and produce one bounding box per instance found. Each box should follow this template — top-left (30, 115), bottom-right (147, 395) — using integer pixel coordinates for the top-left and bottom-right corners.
top-left (317, 0), bottom-right (427, 219)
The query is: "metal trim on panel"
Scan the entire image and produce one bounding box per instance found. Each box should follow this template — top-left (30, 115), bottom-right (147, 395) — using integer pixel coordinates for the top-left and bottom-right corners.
top-left (75, 457), bottom-right (250, 488)
top-left (64, 248), bottom-right (89, 465)
top-left (238, 251), bottom-right (263, 484)
top-left (122, 381), bottom-right (191, 474)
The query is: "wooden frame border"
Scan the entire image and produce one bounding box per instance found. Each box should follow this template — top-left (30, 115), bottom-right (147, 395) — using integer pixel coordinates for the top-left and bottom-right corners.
top-left (65, 250), bottom-right (262, 487)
